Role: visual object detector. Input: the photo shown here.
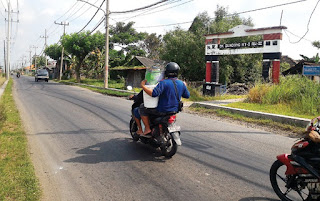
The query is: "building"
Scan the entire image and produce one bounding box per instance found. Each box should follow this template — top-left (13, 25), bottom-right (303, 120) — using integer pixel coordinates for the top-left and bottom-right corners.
top-left (111, 56), bottom-right (166, 88)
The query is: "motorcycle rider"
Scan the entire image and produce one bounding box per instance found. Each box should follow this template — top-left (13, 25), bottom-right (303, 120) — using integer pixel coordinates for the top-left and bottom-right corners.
top-left (139, 62), bottom-right (190, 136)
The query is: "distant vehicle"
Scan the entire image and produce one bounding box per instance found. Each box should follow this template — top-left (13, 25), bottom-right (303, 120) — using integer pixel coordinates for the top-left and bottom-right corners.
top-left (35, 69), bottom-right (49, 82)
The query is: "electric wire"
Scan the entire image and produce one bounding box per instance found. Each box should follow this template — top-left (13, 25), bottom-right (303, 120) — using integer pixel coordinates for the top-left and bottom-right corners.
top-left (134, 0), bottom-right (308, 29)
top-left (0, 0), bottom-right (6, 10)
top-left (284, 29), bottom-right (312, 43)
top-left (114, 0), bottom-right (191, 22)
top-left (0, 9), bottom-right (4, 18)
top-left (89, 16), bottom-right (105, 34)
top-left (55, 1), bottom-right (79, 22)
top-left (77, 0), bottom-right (105, 33)
top-left (112, 0), bottom-right (169, 14)
top-left (288, 0), bottom-right (320, 44)
top-left (112, 0), bottom-right (182, 18)
top-left (69, 0), bottom-right (100, 22)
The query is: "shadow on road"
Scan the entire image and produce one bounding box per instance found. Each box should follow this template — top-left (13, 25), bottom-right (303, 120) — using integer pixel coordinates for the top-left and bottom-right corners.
top-left (239, 197), bottom-right (279, 201)
top-left (64, 137), bottom-right (168, 164)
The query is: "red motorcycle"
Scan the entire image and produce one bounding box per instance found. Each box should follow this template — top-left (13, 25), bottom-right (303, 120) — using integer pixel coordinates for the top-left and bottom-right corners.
top-left (270, 117), bottom-right (320, 201)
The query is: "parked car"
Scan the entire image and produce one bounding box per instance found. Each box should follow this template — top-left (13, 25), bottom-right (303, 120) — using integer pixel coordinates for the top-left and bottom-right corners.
top-left (35, 69), bottom-right (49, 82)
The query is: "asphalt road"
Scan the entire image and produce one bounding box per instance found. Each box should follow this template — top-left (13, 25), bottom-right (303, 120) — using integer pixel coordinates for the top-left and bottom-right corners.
top-left (13, 75), bottom-right (296, 201)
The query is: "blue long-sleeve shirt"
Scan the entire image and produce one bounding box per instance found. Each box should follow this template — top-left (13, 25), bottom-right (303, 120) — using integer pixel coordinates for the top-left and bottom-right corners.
top-left (152, 78), bottom-right (190, 113)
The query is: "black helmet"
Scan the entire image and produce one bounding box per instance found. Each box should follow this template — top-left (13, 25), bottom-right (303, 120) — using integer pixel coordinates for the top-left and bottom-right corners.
top-left (165, 62), bottom-right (180, 78)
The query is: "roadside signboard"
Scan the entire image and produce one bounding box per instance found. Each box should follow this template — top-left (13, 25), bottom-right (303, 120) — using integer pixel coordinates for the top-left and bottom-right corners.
top-left (303, 65), bottom-right (320, 76)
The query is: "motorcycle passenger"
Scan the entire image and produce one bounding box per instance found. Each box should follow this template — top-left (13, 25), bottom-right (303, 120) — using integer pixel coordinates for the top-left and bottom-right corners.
top-left (129, 90), bottom-right (144, 135)
top-left (140, 62), bottom-right (190, 136)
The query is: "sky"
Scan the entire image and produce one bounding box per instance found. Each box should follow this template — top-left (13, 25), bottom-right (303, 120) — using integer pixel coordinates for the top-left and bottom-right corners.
top-left (0, 0), bottom-right (319, 70)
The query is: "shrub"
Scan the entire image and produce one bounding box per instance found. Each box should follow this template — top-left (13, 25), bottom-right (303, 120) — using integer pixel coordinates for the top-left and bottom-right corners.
top-left (248, 75), bottom-right (320, 115)
top-left (247, 83), bottom-right (271, 103)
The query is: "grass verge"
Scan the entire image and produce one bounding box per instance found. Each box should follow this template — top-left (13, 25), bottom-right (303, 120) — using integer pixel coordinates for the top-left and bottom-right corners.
top-left (60, 81), bottom-right (133, 97)
top-left (0, 75), bottom-right (6, 87)
top-left (226, 102), bottom-right (315, 120)
top-left (0, 79), bottom-right (41, 200)
top-left (189, 105), bottom-right (306, 137)
top-left (187, 86), bottom-right (245, 102)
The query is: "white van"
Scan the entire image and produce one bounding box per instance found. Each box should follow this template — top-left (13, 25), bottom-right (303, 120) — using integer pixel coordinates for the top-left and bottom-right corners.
top-left (35, 69), bottom-right (49, 82)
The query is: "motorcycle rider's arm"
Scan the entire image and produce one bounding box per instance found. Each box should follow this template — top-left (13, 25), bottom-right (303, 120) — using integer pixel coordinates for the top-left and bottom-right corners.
top-left (141, 80), bottom-right (153, 96)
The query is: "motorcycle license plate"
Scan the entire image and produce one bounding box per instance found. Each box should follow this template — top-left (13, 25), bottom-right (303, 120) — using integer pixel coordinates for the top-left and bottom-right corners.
top-left (168, 125), bottom-right (181, 133)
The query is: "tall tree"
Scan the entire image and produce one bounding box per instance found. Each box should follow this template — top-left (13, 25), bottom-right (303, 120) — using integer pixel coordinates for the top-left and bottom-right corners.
top-left (44, 43), bottom-right (62, 61)
top-left (110, 22), bottom-right (147, 64)
top-left (143, 33), bottom-right (162, 59)
top-left (161, 28), bottom-right (205, 81)
top-left (61, 31), bottom-right (105, 82)
top-left (189, 12), bottom-right (211, 35)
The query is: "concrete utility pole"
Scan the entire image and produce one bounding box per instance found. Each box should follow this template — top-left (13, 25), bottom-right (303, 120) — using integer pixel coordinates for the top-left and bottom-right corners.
top-left (55, 21), bottom-right (69, 81)
top-left (40, 29), bottom-right (48, 67)
top-left (77, 0), bottom-right (109, 88)
top-left (4, 1), bottom-right (19, 79)
top-left (104, 0), bottom-right (109, 88)
top-left (32, 46), bottom-right (38, 71)
top-left (4, 40), bottom-right (6, 75)
top-left (5, 2), bottom-right (11, 80)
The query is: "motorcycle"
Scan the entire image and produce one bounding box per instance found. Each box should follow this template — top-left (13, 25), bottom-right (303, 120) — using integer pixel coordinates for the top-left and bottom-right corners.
top-left (270, 117), bottom-right (320, 201)
top-left (129, 111), bottom-right (182, 158)
top-left (16, 73), bottom-right (20, 78)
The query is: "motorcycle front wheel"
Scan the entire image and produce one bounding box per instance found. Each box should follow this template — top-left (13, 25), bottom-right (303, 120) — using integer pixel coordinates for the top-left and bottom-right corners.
top-left (270, 159), bottom-right (311, 201)
top-left (129, 118), bottom-right (139, 141)
top-left (161, 133), bottom-right (178, 158)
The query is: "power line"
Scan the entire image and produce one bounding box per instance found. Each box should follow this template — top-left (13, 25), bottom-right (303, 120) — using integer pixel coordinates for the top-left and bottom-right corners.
top-left (135, 0), bottom-right (308, 29)
top-left (69, 0), bottom-right (100, 22)
top-left (0, 0), bottom-right (6, 10)
top-left (77, 0), bottom-right (105, 33)
top-left (228, 0), bottom-right (307, 16)
top-left (288, 0), bottom-right (320, 44)
top-left (284, 29), bottom-right (312, 43)
top-left (112, 0), bottom-right (169, 14)
top-left (55, 1), bottom-right (79, 22)
top-left (89, 16), bottom-right (105, 34)
top-left (114, 0), bottom-right (191, 22)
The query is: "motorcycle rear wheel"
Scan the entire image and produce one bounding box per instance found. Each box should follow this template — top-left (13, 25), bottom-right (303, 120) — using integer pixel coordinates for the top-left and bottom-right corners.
top-left (270, 160), bottom-right (311, 201)
top-left (161, 133), bottom-right (177, 158)
top-left (129, 118), bottom-right (139, 141)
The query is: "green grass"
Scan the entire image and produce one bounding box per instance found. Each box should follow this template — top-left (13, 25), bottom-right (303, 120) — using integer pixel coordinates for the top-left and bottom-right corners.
top-left (63, 78), bottom-right (125, 89)
top-left (61, 81), bottom-right (133, 97)
top-left (186, 86), bottom-right (245, 102)
top-left (0, 75), bottom-right (6, 87)
top-left (0, 79), bottom-right (41, 200)
top-left (189, 105), bottom-right (305, 136)
top-left (247, 75), bottom-right (320, 116)
top-left (235, 75), bottom-right (320, 119)
top-left (226, 102), bottom-right (315, 120)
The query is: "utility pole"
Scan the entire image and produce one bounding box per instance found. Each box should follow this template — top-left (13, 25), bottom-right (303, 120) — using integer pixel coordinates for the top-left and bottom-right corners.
top-left (5, 2), bottom-right (11, 80)
top-left (32, 46), bottom-right (38, 71)
top-left (5, 1), bottom-right (19, 80)
top-left (27, 48), bottom-right (32, 75)
top-left (40, 29), bottom-right (48, 68)
top-left (104, 0), bottom-right (109, 88)
top-left (3, 40), bottom-right (6, 75)
top-left (55, 21), bottom-right (69, 81)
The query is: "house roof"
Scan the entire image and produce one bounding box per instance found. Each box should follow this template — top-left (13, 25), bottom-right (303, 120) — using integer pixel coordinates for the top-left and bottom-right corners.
top-left (134, 56), bottom-right (166, 68)
top-left (111, 56), bottom-right (167, 71)
top-left (281, 55), bottom-right (298, 67)
top-left (282, 60), bottom-right (319, 76)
